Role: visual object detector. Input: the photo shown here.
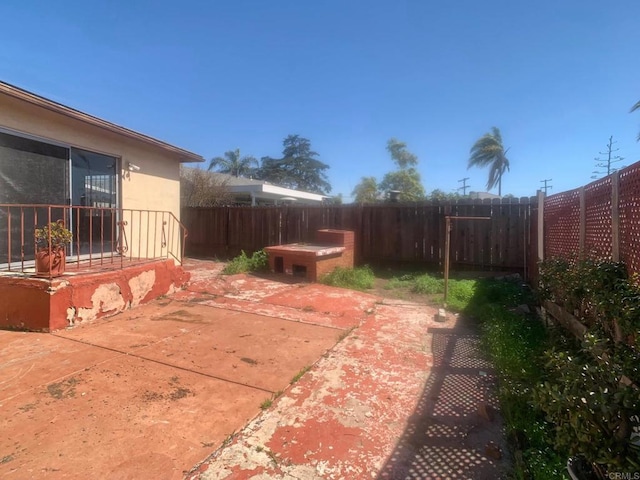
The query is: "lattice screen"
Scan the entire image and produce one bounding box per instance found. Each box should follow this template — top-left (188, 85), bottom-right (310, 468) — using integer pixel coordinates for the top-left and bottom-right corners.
top-left (584, 177), bottom-right (612, 261)
top-left (544, 160), bottom-right (640, 280)
top-left (544, 188), bottom-right (581, 259)
top-left (618, 162), bottom-right (640, 278)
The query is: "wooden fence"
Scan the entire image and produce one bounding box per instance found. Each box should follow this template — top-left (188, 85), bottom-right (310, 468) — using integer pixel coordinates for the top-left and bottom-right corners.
top-left (183, 197), bottom-right (537, 277)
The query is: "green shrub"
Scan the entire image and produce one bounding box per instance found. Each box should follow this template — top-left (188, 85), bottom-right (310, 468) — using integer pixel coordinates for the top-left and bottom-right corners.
top-left (532, 333), bottom-right (640, 473)
top-left (446, 278), bottom-right (477, 312)
top-left (222, 249), bottom-right (268, 275)
top-left (320, 266), bottom-right (375, 291)
top-left (537, 258), bottom-right (640, 473)
top-left (411, 274), bottom-right (444, 295)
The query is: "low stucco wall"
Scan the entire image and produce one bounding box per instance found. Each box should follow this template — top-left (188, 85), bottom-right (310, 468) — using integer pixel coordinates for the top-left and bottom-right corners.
top-left (0, 260), bottom-right (190, 331)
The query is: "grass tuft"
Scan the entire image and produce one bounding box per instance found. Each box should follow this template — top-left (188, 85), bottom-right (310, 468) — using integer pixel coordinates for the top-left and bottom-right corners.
top-left (291, 365), bottom-right (311, 383)
top-left (320, 266), bottom-right (375, 290)
top-left (222, 249), bottom-right (268, 275)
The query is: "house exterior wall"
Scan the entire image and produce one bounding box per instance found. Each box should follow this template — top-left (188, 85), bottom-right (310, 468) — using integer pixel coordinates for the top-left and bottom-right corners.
top-left (0, 93), bottom-right (181, 219)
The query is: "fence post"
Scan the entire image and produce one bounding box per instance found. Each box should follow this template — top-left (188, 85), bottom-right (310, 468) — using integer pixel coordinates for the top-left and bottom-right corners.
top-left (537, 190), bottom-right (545, 262)
top-left (579, 187), bottom-right (586, 257)
top-left (611, 172), bottom-right (620, 262)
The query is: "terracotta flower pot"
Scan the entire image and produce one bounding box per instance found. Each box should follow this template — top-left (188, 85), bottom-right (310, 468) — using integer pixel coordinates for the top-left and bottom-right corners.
top-left (35, 247), bottom-right (66, 277)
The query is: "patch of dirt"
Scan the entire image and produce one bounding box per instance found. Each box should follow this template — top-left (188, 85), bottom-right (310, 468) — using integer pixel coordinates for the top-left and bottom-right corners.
top-left (142, 390), bottom-right (164, 402)
top-left (18, 403), bottom-right (37, 413)
top-left (169, 387), bottom-right (193, 401)
top-left (46, 377), bottom-right (80, 400)
top-left (142, 377), bottom-right (195, 402)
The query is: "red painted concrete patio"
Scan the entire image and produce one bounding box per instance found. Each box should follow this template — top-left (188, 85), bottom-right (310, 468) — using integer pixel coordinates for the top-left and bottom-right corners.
top-left (0, 259), bottom-right (508, 479)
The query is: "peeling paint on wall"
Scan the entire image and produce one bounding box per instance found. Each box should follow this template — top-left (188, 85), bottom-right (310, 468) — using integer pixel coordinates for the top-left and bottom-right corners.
top-left (0, 260), bottom-right (189, 331)
top-left (77, 283), bottom-right (126, 323)
top-left (66, 307), bottom-right (76, 327)
top-left (129, 270), bottom-right (156, 307)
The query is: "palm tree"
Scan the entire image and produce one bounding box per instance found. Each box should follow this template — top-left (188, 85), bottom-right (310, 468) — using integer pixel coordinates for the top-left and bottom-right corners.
top-left (468, 127), bottom-right (510, 196)
top-left (631, 100), bottom-right (640, 141)
top-left (208, 148), bottom-right (257, 177)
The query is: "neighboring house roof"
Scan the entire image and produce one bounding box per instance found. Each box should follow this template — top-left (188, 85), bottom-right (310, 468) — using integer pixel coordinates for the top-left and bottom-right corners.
top-left (469, 191), bottom-right (501, 200)
top-left (0, 81), bottom-right (204, 163)
top-left (210, 172), bottom-right (327, 204)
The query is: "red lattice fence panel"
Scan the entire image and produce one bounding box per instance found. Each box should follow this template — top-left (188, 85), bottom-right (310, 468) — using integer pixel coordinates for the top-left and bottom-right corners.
top-left (618, 162), bottom-right (640, 278)
top-left (543, 159), bottom-right (640, 280)
top-left (544, 188), bottom-right (581, 259)
top-left (584, 176), bottom-right (612, 261)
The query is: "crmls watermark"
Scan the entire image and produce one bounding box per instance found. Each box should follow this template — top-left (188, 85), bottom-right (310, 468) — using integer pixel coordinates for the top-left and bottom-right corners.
top-left (607, 473), bottom-right (640, 480)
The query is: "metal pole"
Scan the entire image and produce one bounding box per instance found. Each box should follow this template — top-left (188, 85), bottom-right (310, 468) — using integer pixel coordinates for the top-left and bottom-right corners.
top-left (444, 216), bottom-right (451, 307)
top-left (443, 215), bottom-right (491, 307)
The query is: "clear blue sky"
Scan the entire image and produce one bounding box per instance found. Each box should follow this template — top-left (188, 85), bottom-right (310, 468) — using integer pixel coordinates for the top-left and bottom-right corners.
top-left (2, 0), bottom-right (639, 201)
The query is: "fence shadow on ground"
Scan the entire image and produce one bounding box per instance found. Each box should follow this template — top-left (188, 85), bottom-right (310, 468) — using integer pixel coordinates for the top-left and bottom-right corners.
top-left (377, 316), bottom-right (509, 480)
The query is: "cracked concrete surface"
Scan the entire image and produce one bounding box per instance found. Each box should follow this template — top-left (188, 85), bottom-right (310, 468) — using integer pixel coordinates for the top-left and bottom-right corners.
top-left (0, 258), bottom-right (508, 479)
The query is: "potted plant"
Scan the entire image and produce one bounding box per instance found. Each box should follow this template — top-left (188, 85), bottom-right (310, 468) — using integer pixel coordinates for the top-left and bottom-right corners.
top-left (34, 220), bottom-right (73, 277)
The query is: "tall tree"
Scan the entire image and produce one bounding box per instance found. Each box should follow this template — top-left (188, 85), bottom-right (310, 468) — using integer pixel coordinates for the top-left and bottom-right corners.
top-left (378, 138), bottom-right (425, 201)
top-left (208, 148), bottom-right (257, 177)
top-left (468, 127), bottom-right (510, 196)
top-left (632, 100), bottom-right (640, 141)
top-left (351, 176), bottom-right (379, 203)
top-left (427, 189), bottom-right (461, 201)
top-left (386, 138), bottom-right (418, 169)
top-left (256, 135), bottom-right (331, 194)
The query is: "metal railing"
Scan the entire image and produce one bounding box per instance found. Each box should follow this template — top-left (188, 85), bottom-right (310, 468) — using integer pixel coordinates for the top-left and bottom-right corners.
top-left (0, 204), bottom-right (188, 278)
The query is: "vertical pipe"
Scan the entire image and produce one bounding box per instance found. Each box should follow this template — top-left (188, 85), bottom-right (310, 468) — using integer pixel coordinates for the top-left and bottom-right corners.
top-left (20, 207), bottom-right (25, 271)
top-left (34, 207), bottom-right (38, 266)
top-left (153, 211), bottom-right (158, 259)
top-left (7, 208), bottom-right (11, 269)
top-left (76, 207), bottom-right (81, 268)
top-left (146, 211), bottom-right (150, 259)
top-left (100, 209), bottom-right (104, 266)
top-left (47, 206), bottom-right (52, 279)
top-left (443, 216), bottom-right (451, 307)
top-left (137, 210), bottom-right (142, 261)
top-left (89, 206), bottom-right (94, 267)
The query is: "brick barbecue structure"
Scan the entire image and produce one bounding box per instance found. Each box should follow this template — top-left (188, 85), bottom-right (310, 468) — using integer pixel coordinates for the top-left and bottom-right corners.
top-left (264, 229), bottom-right (355, 282)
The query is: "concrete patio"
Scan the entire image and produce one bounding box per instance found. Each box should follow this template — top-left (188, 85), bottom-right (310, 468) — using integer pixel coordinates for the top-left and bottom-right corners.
top-left (0, 259), bottom-right (508, 479)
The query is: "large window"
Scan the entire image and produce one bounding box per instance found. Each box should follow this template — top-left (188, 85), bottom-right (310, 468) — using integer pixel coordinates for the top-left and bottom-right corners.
top-left (0, 131), bottom-right (68, 205)
top-left (0, 130), bottom-right (119, 264)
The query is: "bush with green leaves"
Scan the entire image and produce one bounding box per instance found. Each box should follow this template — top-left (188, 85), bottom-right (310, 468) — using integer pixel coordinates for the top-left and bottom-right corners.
top-left (320, 266), bottom-right (375, 291)
top-left (533, 333), bottom-right (640, 472)
top-left (411, 274), bottom-right (445, 295)
top-left (222, 249), bottom-right (268, 275)
top-left (539, 258), bottom-right (640, 347)
top-left (537, 258), bottom-right (640, 474)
